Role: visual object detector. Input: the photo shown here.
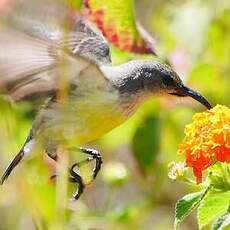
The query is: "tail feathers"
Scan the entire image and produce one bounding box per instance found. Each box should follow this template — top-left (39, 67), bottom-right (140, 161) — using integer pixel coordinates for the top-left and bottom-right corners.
top-left (0, 150), bottom-right (24, 185)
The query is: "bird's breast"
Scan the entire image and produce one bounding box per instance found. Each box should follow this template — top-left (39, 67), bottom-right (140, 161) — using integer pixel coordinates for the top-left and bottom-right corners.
top-left (35, 90), bottom-right (139, 146)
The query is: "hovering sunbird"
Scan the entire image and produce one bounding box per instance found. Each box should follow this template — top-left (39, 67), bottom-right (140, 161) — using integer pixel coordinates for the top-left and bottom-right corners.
top-left (0, 2), bottom-right (211, 199)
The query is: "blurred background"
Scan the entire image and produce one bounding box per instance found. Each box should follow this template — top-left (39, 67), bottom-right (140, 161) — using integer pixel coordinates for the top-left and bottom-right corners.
top-left (0, 0), bottom-right (229, 229)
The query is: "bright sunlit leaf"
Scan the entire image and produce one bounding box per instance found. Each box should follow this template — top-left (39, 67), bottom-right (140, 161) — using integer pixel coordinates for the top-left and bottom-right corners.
top-left (198, 191), bottom-right (230, 229)
top-left (174, 187), bottom-right (211, 230)
top-left (84, 0), bottom-right (157, 55)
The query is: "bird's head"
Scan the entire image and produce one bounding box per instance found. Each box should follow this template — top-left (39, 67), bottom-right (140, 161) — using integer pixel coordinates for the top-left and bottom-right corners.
top-left (117, 60), bottom-right (212, 109)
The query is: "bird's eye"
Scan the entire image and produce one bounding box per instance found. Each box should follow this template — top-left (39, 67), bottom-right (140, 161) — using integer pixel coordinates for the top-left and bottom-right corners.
top-left (163, 75), bottom-right (174, 85)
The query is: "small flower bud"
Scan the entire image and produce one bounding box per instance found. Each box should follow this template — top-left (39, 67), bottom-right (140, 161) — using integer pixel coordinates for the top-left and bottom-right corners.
top-left (168, 161), bottom-right (188, 181)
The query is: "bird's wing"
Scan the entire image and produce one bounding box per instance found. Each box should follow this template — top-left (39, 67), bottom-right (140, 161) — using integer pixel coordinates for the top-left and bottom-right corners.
top-left (60, 18), bottom-right (112, 66)
top-left (0, 28), bottom-right (115, 103)
top-left (0, 0), bottom-right (113, 103)
top-left (0, 28), bottom-right (59, 101)
top-left (6, 1), bottom-right (112, 66)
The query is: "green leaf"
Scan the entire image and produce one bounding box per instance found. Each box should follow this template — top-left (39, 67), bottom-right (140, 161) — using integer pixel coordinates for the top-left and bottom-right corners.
top-left (198, 191), bottom-right (230, 229)
top-left (175, 187), bottom-right (211, 230)
top-left (132, 115), bottom-right (161, 174)
top-left (212, 207), bottom-right (230, 230)
top-left (84, 0), bottom-right (157, 54)
top-left (208, 163), bottom-right (230, 190)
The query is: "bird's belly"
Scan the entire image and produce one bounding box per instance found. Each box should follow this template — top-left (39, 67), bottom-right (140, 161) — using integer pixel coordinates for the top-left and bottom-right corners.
top-left (36, 97), bottom-right (129, 146)
top-left (73, 111), bottom-right (126, 144)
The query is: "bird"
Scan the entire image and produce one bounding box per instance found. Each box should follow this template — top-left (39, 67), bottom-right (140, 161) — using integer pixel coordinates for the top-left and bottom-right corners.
top-left (0, 1), bottom-right (212, 200)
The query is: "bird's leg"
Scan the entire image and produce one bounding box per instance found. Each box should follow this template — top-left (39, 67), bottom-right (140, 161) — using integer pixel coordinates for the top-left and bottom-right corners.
top-left (78, 147), bottom-right (103, 179)
top-left (46, 147), bottom-right (102, 200)
top-left (46, 151), bottom-right (83, 198)
top-left (47, 152), bottom-right (58, 162)
top-left (69, 162), bottom-right (84, 200)
top-left (46, 152), bottom-right (58, 180)
top-left (69, 147), bottom-right (103, 200)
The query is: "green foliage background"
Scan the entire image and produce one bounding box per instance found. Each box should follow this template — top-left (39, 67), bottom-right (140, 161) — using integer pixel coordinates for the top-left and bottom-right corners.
top-left (0, 0), bottom-right (230, 229)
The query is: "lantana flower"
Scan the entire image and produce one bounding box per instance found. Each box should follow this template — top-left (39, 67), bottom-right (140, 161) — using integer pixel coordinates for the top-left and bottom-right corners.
top-left (168, 161), bottom-right (187, 181)
top-left (177, 105), bottom-right (230, 184)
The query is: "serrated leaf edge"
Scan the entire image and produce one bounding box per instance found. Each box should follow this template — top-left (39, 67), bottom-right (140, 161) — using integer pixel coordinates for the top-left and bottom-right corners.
top-left (174, 186), bottom-right (212, 230)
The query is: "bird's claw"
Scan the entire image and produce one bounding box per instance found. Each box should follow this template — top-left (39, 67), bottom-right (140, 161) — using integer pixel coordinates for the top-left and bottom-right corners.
top-left (69, 148), bottom-right (103, 200)
top-left (47, 147), bottom-right (103, 200)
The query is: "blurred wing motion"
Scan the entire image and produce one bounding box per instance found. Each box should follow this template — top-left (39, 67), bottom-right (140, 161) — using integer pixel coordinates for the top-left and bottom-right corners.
top-left (60, 19), bottom-right (112, 66)
top-left (7, 1), bottom-right (112, 65)
top-left (0, 29), bottom-right (59, 101)
top-left (0, 0), bottom-right (113, 103)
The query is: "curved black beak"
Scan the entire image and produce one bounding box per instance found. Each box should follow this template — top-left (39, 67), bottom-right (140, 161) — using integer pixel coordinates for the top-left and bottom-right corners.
top-left (169, 86), bottom-right (212, 109)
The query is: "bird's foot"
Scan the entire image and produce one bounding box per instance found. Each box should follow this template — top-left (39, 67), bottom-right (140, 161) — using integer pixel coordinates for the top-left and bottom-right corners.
top-left (78, 147), bottom-right (103, 179)
top-left (70, 148), bottom-right (103, 200)
top-left (49, 147), bottom-right (103, 200)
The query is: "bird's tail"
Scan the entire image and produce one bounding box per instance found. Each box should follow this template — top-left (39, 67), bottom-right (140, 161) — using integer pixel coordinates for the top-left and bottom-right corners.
top-left (1, 128), bottom-right (33, 185)
top-left (0, 150), bottom-right (24, 185)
